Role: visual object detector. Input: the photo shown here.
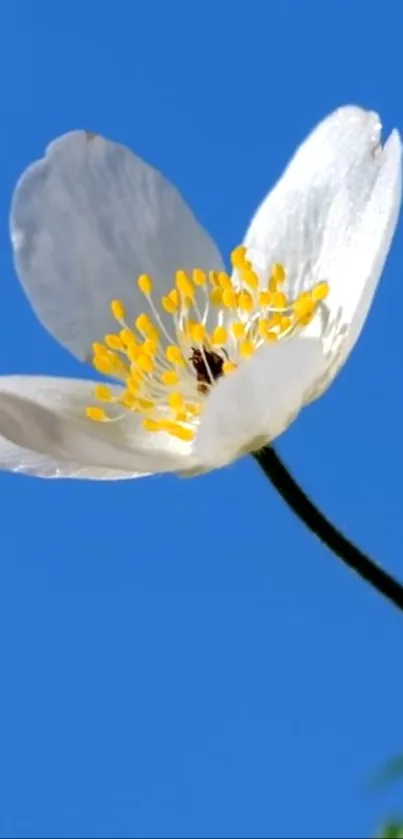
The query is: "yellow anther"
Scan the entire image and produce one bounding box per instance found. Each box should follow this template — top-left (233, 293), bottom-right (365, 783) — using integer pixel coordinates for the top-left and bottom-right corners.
top-left (311, 281), bottom-right (329, 301)
top-left (137, 273), bottom-right (152, 295)
top-left (168, 289), bottom-right (179, 306)
top-left (168, 392), bottom-right (184, 410)
top-left (271, 263), bottom-right (286, 285)
top-left (120, 328), bottom-right (137, 346)
top-left (299, 311), bottom-right (316, 326)
top-left (164, 422), bottom-right (195, 442)
top-left (258, 320), bottom-right (278, 342)
top-left (127, 343), bottom-right (140, 362)
top-left (193, 269), bottom-right (207, 286)
top-left (165, 345), bottom-right (184, 366)
top-left (86, 406), bottom-right (107, 422)
top-left (293, 292), bottom-right (315, 318)
top-left (185, 402), bottom-right (201, 416)
top-left (258, 319), bottom-right (277, 341)
top-left (230, 245), bottom-right (248, 268)
top-left (137, 353), bottom-right (154, 373)
top-left (279, 316), bottom-right (292, 332)
top-left (210, 287), bottom-right (223, 306)
top-left (137, 398), bottom-right (155, 411)
top-left (126, 376), bottom-right (140, 393)
top-left (190, 323), bottom-right (206, 343)
top-left (142, 418), bottom-right (195, 442)
top-left (232, 322), bottom-right (246, 340)
top-left (111, 300), bottom-right (126, 321)
top-left (143, 418), bottom-right (164, 432)
top-left (222, 288), bottom-right (237, 308)
top-left (211, 325), bottom-right (227, 345)
top-left (92, 342), bottom-right (110, 358)
top-left (267, 313), bottom-right (282, 327)
top-left (135, 313), bottom-right (152, 334)
top-left (142, 338), bottom-right (158, 356)
top-left (259, 290), bottom-right (272, 307)
top-left (270, 291), bottom-right (288, 309)
top-left (223, 360), bottom-right (236, 375)
top-left (161, 370), bottom-right (180, 386)
top-left (217, 272), bottom-right (232, 290)
top-left (242, 269), bottom-right (259, 291)
top-left (238, 291), bottom-right (253, 311)
top-left (105, 334), bottom-right (124, 351)
top-left (93, 356), bottom-right (114, 376)
top-left (120, 390), bottom-right (137, 408)
top-left (162, 295), bottom-right (177, 314)
top-left (94, 385), bottom-right (114, 402)
top-left (209, 270), bottom-right (220, 286)
top-left (176, 270), bottom-right (194, 299)
top-left (240, 341), bottom-right (255, 358)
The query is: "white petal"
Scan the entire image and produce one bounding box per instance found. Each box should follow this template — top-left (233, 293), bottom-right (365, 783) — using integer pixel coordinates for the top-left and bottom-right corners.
top-left (194, 338), bottom-right (325, 469)
top-left (0, 377), bottom-right (198, 476)
top-left (0, 441), bottom-right (138, 480)
top-left (11, 132), bottom-right (224, 361)
top-left (320, 129), bottom-right (402, 382)
top-left (241, 106), bottom-right (402, 387)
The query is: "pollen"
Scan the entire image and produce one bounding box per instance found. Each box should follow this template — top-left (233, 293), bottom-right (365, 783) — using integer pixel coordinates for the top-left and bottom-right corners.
top-left (86, 248), bottom-right (330, 443)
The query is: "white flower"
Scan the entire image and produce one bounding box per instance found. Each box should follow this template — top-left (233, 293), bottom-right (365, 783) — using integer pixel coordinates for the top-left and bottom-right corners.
top-left (0, 105), bottom-right (401, 480)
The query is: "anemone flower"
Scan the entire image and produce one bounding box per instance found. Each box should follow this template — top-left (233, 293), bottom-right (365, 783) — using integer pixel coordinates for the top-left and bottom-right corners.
top-left (2, 106), bottom-right (403, 608)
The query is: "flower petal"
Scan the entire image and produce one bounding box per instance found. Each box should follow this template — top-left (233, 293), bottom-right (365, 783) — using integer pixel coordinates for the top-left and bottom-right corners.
top-left (194, 338), bottom-right (325, 469)
top-left (0, 377), bottom-right (198, 476)
top-left (0, 441), bottom-right (138, 480)
top-left (10, 132), bottom-right (224, 361)
top-left (319, 129), bottom-right (402, 384)
top-left (240, 106), bottom-right (402, 386)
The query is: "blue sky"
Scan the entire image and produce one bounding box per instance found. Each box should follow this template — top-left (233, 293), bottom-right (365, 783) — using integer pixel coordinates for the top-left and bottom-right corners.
top-left (0, 1), bottom-right (403, 837)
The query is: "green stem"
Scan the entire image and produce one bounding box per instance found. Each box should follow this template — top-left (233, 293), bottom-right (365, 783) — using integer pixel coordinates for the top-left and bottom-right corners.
top-left (253, 446), bottom-right (403, 612)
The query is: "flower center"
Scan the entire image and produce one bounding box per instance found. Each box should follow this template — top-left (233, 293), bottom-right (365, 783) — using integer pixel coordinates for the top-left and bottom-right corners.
top-left (85, 246), bottom-right (329, 442)
top-left (190, 348), bottom-right (225, 393)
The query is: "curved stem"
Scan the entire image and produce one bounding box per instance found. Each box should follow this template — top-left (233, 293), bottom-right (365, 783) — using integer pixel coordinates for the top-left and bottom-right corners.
top-left (253, 445), bottom-right (403, 612)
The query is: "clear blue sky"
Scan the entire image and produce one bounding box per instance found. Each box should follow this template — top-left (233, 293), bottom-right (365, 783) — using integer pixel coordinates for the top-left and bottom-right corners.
top-left (0, 2), bottom-right (402, 837)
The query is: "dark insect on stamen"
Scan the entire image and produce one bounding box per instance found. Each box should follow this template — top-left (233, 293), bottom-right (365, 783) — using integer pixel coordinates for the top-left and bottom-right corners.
top-left (190, 347), bottom-right (225, 393)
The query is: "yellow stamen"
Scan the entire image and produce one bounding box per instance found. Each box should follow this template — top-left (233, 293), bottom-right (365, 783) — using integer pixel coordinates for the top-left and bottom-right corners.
top-left (165, 345), bottom-right (184, 365)
top-left (232, 322), bottom-right (246, 340)
top-left (136, 353), bottom-right (154, 373)
top-left (176, 270), bottom-right (194, 300)
top-left (93, 357), bottom-right (114, 376)
top-left (270, 263), bottom-right (286, 287)
top-left (238, 291), bottom-right (253, 311)
top-left (190, 323), bottom-right (206, 344)
top-left (242, 269), bottom-right (259, 291)
top-left (217, 272), bottom-right (232, 290)
top-left (86, 407), bottom-right (107, 422)
top-left (240, 341), bottom-right (255, 358)
top-left (211, 326), bottom-right (227, 345)
top-left (105, 334), bottom-right (124, 351)
top-left (223, 361), bottom-right (236, 374)
top-left (222, 288), bottom-right (237, 308)
top-left (137, 274), bottom-right (152, 295)
top-left (161, 371), bottom-right (180, 386)
top-left (210, 287), bottom-right (223, 306)
top-left (168, 392), bottom-right (184, 410)
top-left (111, 300), bottom-right (125, 321)
top-left (162, 295), bottom-right (178, 314)
top-left (230, 245), bottom-right (248, 268)
top-left (311, 281), bottom-right (329, 301)
top-left (93, 385), bottom-right (114, 402)
top-left (135, 313), bottom-right (152, 334)
top-left (193, 269), bottom-right (207, 286)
